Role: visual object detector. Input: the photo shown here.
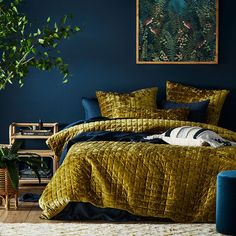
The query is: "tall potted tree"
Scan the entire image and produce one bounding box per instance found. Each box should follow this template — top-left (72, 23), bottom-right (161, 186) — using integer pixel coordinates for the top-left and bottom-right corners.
top-left (0, 0), bottom-right (80, 89)
top-left (0, 0), bottom-right (79, 208)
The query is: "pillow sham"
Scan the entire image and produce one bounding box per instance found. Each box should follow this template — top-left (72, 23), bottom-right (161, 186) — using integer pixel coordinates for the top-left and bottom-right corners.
top-left (96, 87), bottom-right (158, 118)
top-left (111, 107), bottom-right (189, 121)
top-left (162, 100), bottom-right (209, 123)
top-left (81, 97), bottom-right (101, 120)
top-left (166, 81), bottom-right (229, 125)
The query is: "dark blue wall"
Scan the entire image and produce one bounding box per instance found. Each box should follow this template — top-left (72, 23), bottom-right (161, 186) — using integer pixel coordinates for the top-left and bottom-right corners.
top-left (0, 0), bottom-right (236, 143)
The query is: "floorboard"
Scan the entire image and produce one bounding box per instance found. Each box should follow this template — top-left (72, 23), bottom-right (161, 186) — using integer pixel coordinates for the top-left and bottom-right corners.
top-left (0, 201), bottom-right (46, 223)
top-left (0, 201), bottom-right (81, 223)
top-left (25, 203), bottom-right (44, 223)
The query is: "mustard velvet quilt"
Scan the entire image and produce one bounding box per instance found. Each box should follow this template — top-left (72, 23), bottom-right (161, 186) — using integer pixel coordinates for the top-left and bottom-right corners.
top-left (39, 119), bottom-right (236, 222)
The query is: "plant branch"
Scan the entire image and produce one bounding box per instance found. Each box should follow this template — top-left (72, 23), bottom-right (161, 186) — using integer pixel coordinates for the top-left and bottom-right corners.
top-left (0, 0), bottom-right (80, 89)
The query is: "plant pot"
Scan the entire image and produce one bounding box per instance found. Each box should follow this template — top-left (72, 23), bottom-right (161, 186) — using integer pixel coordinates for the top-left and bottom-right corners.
top-left (0, 168), bottom-right (18, 210)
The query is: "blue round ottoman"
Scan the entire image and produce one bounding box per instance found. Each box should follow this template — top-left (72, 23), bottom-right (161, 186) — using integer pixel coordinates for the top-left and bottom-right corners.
top-left (216, 170), bottom-right (236, 235)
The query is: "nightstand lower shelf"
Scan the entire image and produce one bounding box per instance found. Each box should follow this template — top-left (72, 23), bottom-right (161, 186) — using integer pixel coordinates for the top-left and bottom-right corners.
top-left (19, 178), bottom-right (50, 193)
top-left (20, 178), bottom-right (50, 184)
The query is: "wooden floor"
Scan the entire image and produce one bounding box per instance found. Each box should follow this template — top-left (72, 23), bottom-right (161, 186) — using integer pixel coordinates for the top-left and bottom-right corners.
top-left (0, 184), bottom-right (67, 223)
top-left (0, 201), bottom-right (49, 223)
top-left (0, 195), bottom-right (85, 223)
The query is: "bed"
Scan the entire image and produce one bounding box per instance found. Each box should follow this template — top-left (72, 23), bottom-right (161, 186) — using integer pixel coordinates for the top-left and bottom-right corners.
top-left (39, 118), bottom-right (236, 222)
top-left (39, 82), bottom-right (236, 222)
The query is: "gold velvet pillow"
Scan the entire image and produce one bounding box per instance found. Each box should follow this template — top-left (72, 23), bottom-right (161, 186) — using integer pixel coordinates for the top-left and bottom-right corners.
top-left (166, 81), bottom-right (229, 125)
top-left (96, 87), bottom-right (158, 118)
top-left (112, 107), bottom-right (189, 121)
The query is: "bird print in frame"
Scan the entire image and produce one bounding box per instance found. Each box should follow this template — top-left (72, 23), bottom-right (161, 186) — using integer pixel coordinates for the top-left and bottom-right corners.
top-left (136, 0), bottom-right (219, 64)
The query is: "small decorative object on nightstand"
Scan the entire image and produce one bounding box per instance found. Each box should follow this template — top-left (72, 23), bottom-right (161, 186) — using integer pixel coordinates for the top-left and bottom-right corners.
top-left (9, 122), bottom-right (59, 190)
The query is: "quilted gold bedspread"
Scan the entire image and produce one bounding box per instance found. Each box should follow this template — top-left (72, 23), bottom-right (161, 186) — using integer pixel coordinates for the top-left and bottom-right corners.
top-left (39, 119), bottom-right (236, 222)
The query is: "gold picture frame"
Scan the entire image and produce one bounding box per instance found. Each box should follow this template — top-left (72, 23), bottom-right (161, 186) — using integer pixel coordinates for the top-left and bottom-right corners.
top-left (136, 0), bottom-right (219, 64)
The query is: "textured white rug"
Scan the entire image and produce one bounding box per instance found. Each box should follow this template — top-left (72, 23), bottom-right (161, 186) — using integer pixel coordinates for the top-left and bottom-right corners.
top-left (0, 223), bottom-right (220, 236)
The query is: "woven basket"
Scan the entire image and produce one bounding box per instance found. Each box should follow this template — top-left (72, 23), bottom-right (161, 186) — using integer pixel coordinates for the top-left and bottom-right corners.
top-left (0, 168), bottom-right (17, 195)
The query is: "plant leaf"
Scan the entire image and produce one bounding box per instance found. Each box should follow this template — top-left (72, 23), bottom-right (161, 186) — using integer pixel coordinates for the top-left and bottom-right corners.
top-left (20, 157), bottom-right (47, 183)
top-left (38, 39), bottom-right (45, 44)
top-left (10, 141), bottom-right (22, 154)
top-left (74, 26), bottom-right (80, 32)
top-left (61, 15), bottom-right (67, 24)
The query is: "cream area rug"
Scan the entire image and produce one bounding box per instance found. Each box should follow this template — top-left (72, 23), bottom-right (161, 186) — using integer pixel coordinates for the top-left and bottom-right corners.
top-left (0, 223), bottom-right (220, 236)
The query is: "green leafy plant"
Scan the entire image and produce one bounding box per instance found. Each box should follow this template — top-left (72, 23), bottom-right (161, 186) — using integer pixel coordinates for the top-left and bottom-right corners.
top-left (0, 142), bottom-right (46, 189)
top-left (0, 0), bottom-right (80, 89)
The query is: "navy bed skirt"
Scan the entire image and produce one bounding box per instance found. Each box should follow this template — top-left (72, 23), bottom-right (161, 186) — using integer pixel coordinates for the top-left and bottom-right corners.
top-left (53, 202), bottom-right (172, 222)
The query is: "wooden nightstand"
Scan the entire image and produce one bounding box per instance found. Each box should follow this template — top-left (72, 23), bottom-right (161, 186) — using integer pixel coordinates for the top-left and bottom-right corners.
top-left (9, 122), bottom-right (59, 190)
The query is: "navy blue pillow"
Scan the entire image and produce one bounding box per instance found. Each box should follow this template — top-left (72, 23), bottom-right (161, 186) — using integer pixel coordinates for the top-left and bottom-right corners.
top-left (81, 97), bottom-right (101, 120)
top-left (162, 100), bottom-right (210, 123)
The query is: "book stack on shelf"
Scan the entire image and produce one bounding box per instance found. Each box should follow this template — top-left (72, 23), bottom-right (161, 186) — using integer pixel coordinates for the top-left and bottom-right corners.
top-left (20, 129), bottom-right (52, 136)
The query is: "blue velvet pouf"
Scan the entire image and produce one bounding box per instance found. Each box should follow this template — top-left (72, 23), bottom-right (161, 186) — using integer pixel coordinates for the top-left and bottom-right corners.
top-left (216, 170), bottom-right (236, 235)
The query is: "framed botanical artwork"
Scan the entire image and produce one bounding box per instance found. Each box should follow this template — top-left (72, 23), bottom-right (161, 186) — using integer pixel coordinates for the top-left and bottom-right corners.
top-left (136, 0), bottom-right (219, 64)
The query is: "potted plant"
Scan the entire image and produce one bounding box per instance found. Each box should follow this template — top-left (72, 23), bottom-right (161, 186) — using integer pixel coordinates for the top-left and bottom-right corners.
top-left (0, 142), bottom-right (46, 190)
